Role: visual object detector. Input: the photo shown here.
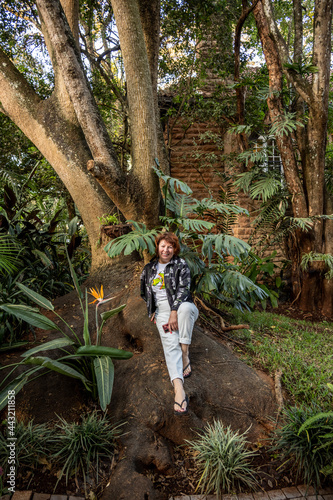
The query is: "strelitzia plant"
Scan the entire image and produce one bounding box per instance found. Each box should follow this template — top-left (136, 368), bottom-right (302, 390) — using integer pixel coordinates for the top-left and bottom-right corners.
top-left (0, 254), bottom-right (132, 411)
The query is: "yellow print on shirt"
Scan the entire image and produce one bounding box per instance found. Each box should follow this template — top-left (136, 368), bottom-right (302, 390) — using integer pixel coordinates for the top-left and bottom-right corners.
top-left (152, 272), bottom-right (165, 289)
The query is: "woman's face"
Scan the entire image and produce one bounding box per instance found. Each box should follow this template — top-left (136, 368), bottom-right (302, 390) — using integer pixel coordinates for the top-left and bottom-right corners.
top-left (158, 239), bottom-right (175, 264)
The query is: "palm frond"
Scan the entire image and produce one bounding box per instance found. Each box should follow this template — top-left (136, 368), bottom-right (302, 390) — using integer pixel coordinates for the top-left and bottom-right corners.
top-left (0, 235), bottom-right (20, 273)
top-left (249, 175), bottom-right (283, 202)
top-left (152, 164), bottom-right (193, 195)
top-left (104, 221), bottom-right (160, 258)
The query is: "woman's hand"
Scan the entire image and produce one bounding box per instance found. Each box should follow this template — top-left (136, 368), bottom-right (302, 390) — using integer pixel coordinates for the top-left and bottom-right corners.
top-left (151, 312), bottom-right (156, 324)
top-left (168, 310), bottom-right (178, 332)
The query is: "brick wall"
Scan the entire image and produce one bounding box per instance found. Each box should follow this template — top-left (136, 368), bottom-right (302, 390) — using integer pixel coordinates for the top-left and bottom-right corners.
top-left (164, 116), bottom-right (286, 267)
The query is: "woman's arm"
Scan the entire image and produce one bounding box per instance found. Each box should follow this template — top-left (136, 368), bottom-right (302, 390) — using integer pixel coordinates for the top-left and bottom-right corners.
top-left (170, 263), bottom-right (191, 311)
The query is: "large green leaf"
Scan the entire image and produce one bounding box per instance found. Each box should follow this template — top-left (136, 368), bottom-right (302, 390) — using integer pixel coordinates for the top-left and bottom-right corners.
top-left (0, 304), bottom-right (59, 330)
top-left (104, 222), bottom-right (159, 258)
top-left (0, 368), bottom-right (40, 411)
top-left (17, 282), bottom-right (54, 311)
top-left (181, 218), bottom-right (214, 232)
top-left (201, 234), bottom-right (251, 261)
top-left (100, 304), bottom-right (126, 322)
top-left (31, 249), bottom-right (53, 268)
top-left (152, 165), bottom-right (193, 195)
top-left (21, 338), bottom-right (75, 358)
top-left (23, 356), bottom-right (88, 382)
top-left (165, 192), bottom-right (197, 217)
top-left (196, 199), bottom-right (249, 216)
top-left (76, 345), bottom-right (133, 359)
top-left (93, 356), bottom-right (114, 411)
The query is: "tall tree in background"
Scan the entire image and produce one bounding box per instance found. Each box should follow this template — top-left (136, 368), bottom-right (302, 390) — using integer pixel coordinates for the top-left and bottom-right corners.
top-left (252, 0), bottom-right (333, 316)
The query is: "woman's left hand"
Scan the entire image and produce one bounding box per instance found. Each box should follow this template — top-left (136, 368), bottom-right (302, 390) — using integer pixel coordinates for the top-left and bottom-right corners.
top-left (168, 310), bottom-right (178, 332)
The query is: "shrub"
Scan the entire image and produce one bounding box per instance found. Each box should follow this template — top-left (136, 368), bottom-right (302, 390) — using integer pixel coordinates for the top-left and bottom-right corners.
top-left (0, 420), bottom-right (52, 469)
top-left (50, 412), bottom-right (124, 487)
top-left (186, 420), bottom-right (258, 496)
top-left (271, 404), bottom-right (333, 490)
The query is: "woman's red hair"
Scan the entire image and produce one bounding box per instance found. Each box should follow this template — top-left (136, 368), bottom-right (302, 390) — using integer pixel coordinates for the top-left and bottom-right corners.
top-left (155, 232), bottom-right (180, 256)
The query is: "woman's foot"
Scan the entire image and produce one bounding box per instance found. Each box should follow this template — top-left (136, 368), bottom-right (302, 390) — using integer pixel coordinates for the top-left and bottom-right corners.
top-left (173, 378), bottom-right (188, 414)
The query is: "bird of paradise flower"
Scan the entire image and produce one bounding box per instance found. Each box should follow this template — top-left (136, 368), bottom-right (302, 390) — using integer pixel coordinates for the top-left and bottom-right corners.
top-left (88, 285), bottom-right (116, 345)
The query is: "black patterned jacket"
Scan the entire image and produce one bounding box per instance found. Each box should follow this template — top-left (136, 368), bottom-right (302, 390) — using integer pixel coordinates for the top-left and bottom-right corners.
top-left (140, 256), bottom-right (193, 317)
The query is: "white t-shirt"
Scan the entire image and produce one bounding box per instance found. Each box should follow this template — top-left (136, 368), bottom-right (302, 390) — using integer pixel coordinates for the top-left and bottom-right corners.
top-left (152, 262), bottom-right (168, 303)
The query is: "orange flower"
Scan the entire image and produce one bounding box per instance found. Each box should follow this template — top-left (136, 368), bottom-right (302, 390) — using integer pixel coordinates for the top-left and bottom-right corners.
top-left (88, 285), bottom-right (104, 304)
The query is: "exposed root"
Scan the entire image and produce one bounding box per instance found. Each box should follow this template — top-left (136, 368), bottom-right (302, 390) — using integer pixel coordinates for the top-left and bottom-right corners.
top-left (274, 369), bottom-right (284, 423)
top-left (200, 315), bottom-right (247, 348)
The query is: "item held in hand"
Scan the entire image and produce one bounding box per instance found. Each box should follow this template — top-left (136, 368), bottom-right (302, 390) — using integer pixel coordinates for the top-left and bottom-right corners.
top-left (162, 323), bottom-right (170, 333)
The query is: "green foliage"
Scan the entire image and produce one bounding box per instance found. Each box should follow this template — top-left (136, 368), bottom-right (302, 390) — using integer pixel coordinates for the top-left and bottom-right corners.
top-left (186, 420), bottom-right (258, 496)
top-left (104, 221), bottom-right (159, 258)
top-left (0, 420), bottom-right (53, 469)
top-left (0, 179), bottom-right (91, 347)
top-left (301, 252), bottom-right (333, 279)
top-left (271, 404), bottom-right (333, 490)
top-left (269, 112), bottom-right (304, 137)
top-left (105, 166), bottom-right (268, 310)
top-left (284, 61), bottom-right (318, 77)
top-left (231, 310), bottom-right (333, 410)
top-left (98, 213), bottom-right (119, 226)
top-left (0, 412), bottom-right (124, 494)
top-left (234, 167), bottom-right (284, 202)
top-left (0, 235), bottom-right (19, 274)
top-left (239, 251), bottom-right (281, 309)
top-left (0, 265), bottom-right (132, 412)
top-left (50, 412), bottom-right (124, 488)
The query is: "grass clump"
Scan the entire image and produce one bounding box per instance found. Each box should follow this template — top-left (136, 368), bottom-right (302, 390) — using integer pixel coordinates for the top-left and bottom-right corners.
top-left (271, 404), bottom-right (333, 490)
top-left (50, 411), bottom-right (124, 487)
top-left (232, 310), bottom-right (333, 410)
top-left (186, 420), bottom-right (258, 497)
top-left (0, 420), bottom-right (52, 469)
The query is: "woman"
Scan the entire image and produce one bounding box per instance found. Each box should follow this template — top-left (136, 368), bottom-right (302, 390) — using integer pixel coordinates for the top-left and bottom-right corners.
top-left (140, 232), bottom-right (199, 415)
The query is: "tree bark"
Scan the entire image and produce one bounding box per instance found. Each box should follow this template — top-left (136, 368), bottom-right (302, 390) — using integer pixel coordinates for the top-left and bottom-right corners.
top-left (0, 47), bottom-right (113, 271)
top-left (139, 0), bottom-right (170, 176)
top-left (111, 0), bottom-right (161, 225)
top-left (253, 2), bottom-right (307, 219)
top-left (254, 0), bottom-right (333, 316)
top-left (0, 0), bottom-right (167, 271)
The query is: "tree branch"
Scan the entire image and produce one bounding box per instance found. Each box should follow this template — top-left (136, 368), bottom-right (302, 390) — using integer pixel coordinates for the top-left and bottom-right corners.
top-left (35, 0), bottom-right (131, 211)
top-left (262, 0), bottom-right (312, 104)
top-left (234, 0), bottom-right (259, 151)
top-left (312, 0), bottom-right (333, 104)
top-left (0, 47), bottom-right (41, 124)
top-left (293, 0), bottom-right (303, 64)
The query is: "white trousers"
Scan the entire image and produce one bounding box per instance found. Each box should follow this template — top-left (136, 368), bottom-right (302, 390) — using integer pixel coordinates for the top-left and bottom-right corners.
top-left (155, 300), bottom-right (199, 383)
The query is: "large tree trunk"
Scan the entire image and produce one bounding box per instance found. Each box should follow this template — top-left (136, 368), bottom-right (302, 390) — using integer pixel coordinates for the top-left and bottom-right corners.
top-left (253, 0), bottom-right (333, 317)
top-left (0, 0), bottom-right (166, 273)
top-left (0, 48), bottom-right (113, 271)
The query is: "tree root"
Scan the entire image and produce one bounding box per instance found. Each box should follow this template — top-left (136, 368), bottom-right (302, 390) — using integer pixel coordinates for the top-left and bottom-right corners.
top-left (194, 296), bottom-right (249, 332)
top-left (274, 369), bottom-right (284, 423)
